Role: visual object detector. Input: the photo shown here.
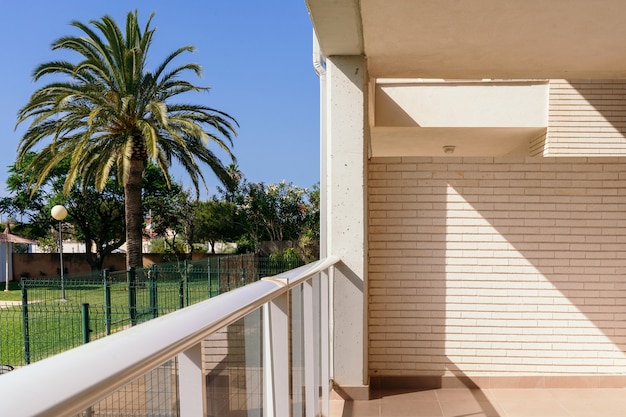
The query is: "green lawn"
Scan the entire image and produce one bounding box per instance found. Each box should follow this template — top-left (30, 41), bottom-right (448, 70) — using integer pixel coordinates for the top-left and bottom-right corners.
top-left (0, 281), bottom-right (23, 301)
top-left (0, 277), bottom-right (221, 367)
top-left (0, 304), bottom-right (23, 366)
top-left (0, 256), bottom-right (266, 367)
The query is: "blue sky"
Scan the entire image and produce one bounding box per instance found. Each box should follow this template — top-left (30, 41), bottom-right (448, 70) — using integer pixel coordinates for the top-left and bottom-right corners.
top-left (0, 1), bottom-right (320, 199)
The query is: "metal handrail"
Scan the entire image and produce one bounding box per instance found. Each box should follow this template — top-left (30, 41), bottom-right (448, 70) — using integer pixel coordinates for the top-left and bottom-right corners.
top-left (0, 256), bottom-right (339, 417)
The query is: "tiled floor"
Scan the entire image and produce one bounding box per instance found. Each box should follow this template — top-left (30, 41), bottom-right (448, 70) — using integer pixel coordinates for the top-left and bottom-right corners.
top-left (330, 387), bottom-right (626, 417)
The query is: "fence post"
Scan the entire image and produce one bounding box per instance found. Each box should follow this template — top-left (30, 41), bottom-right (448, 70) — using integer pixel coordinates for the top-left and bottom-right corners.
top-left (149, 264), bottom-right (158, 319)
top-left (81, 301), bottom-right (94, 417)
top-left (226, 256), bottom-right (233, 292)
top-left (217, 256), bottom-right (222, 296)
top-left (178, 264), bottom-right (185, 310)
top-left (241, 255), bottom-right (246, 287)
top-left (183, 259), bottom-right (189, 307)
top-left (20, 283), bottom-right (30, 365)
top-left (103, 270), bottom-right (111, 335)
top-left (128, 267), bottom-right (137, 326)
top-left (81, 303), bottom-right (91, 344)
top-left (207, 257), bottom-right (212, 298)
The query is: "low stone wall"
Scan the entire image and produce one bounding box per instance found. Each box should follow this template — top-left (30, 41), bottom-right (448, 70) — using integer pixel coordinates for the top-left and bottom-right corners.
top-left (11, 252), bottom-right (209, 281)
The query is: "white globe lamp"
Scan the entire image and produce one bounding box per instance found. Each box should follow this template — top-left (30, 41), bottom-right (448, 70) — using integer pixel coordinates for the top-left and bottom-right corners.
top-left (51, 205), bottom-right (68, 300)
top-left (51, 205), bottom-right (68, 222)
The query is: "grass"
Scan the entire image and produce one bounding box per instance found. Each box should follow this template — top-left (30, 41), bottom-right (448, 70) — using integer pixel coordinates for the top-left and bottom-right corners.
top-left (0, 275), bottom-right (226, 367)
top-left (0, 281), bottom-right (23, 301)
top-left (0, 304), bottom-right (23, 366)
top-left (0, 256), bottom-right (276, 367)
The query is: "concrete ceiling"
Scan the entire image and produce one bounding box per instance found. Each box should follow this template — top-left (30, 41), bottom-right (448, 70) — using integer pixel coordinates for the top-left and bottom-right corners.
top-left (370, 127), bottom-right (544, 157)
top-left (306, 0), bottom-right (626, 79)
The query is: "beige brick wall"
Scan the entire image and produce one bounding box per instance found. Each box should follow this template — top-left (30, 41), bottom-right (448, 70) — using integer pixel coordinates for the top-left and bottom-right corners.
top-left (368, 156), bottom-right (626, 377)
top-left (547, 80), bottom-right (626, 156)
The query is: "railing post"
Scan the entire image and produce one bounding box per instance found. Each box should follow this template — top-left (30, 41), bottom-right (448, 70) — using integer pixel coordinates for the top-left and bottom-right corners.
top-left (320, 268), bottom-right (331, 417)
top-left (81, 303), bottom-right (91, 344)
top-left (127, 267), bottom-right (137, 326)
top-left (291, 284), bottom-right (306, 417)
top-left (20, 283), bottom-right (30, 365)
top-left (263, 288), bottom-right (289, 417)
top-left (103, 270), bottom-right (111, 335)
top-left (178, 342), bottom-right (206, 417)
top-left (303, 278), bottom-right (315, 417)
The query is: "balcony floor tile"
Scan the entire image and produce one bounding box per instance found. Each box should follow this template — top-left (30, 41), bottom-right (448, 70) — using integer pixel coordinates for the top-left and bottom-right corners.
top-left (330, 387), bottom-right (626, 417)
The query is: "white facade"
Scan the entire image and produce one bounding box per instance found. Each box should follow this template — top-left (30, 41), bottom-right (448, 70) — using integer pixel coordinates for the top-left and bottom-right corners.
top-left (0, 242), bottom-right (11, 283)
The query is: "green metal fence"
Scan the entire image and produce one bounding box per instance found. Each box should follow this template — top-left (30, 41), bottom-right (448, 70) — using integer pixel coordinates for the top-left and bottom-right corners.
top-left (0, 254), bottom-right (303, 368)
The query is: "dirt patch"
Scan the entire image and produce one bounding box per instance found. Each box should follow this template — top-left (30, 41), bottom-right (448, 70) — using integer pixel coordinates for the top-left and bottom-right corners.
top-left (0, 301), bottom-right (22, 308)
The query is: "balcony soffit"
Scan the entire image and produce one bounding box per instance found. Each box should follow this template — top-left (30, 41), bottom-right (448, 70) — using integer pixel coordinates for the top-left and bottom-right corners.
top-left (307, 0), bottom-right (626, 79)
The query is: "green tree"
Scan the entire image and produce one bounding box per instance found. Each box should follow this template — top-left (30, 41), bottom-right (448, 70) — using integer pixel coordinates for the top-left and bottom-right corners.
top-left (15, 11), bottom-right (237, 269)
top-left (223, 178), bottom-right (311, 253)
top-left (146, 187), bottom-right (195, 261)
top-left (0, 153), bottom-right (124, 268)
top-left (1, 152), bottom-right (127, 270)
top-left (60, 180), bottom-right (126, 270)
top-left (298, 182), bottom-right (320, 262)
top-left (2, 151), bottom-right (190, 270)
top-left (0, 153), bottom-right (55, 238)
top-left (193, 199), bottom-right (239, 254)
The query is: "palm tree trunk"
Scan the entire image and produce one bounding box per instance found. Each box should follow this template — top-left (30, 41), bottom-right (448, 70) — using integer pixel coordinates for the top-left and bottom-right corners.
top-left (124, 158), bottom-right (145, 269)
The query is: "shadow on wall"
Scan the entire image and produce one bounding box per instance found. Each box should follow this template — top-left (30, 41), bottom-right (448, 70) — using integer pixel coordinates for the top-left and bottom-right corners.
top-left (444, 158), bottom-right (626, 374)
top-left (368, 156), bottom-right (626, 384)
top-left (549, 80), bottom-right (626, 154)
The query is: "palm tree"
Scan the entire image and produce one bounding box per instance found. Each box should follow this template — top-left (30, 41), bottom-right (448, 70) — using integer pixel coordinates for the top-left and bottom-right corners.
top-left (15, 11), bottom-right (237, 269)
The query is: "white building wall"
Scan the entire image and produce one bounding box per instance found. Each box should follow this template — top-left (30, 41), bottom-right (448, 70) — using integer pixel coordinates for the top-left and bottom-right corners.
top-left (368, 156), bottom-right (626, 378)
top-left (0, 243), bottom-right (10, 283)
top-left (326, 55), bottom-right (369, 396)
top-left (31, 242), bottom-right (86, 254)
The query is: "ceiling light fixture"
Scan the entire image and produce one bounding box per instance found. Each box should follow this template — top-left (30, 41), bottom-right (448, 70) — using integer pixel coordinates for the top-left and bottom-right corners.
top-left (443, 145), bottom-right (456, 154)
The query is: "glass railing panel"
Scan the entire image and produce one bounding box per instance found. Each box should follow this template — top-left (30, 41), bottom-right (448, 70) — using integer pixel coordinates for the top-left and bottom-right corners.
top-left (204, 307), bottom-right (264, 417)
top-left (0, 258), bottom-right (338, 417)
top-left (75, 359), bottom-right (179, 417)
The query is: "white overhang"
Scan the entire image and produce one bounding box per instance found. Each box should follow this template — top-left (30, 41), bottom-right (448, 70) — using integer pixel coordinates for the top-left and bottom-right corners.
top-left (306, 0), bottom-right (626, 80)
top-left (371, 79), bottom-right (548, 156)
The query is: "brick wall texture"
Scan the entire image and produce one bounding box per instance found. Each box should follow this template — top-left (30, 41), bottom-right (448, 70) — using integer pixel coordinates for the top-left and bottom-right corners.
top-left (368, 156), bottom-right (626, 377)
top-left (547, 80), bottom-right (626, 156)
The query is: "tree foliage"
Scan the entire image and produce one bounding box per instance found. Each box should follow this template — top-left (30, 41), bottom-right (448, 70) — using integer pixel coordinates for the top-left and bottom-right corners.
top-left (219, 170), bottom-right (319, 259)
top-left (0, 153), bottom-right (58, 239)
top-left (192, 199), bottom-right (238, 254)
top-left (1, 152), bottom-right (187, 270)
top-left (15, 10), bottom-right (237, 269)
top-left (145, 185), bottom-right (195, 262)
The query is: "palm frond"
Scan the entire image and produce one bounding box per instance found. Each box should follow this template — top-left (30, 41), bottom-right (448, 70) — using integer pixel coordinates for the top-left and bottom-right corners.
top-left (16, 10), bottom-right (238, 202)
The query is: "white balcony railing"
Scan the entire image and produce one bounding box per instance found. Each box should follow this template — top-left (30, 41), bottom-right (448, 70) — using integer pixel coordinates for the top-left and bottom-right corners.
top-left (0, 256), bottom-right (340, 417)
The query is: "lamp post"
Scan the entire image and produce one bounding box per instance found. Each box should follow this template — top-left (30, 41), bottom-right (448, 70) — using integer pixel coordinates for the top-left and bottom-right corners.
top-left (51, 205), bottom-right (68, 300)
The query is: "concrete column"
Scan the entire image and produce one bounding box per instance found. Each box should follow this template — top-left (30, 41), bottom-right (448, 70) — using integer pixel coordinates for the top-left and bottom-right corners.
top-left (325, 55), bottom-right (369, 399)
